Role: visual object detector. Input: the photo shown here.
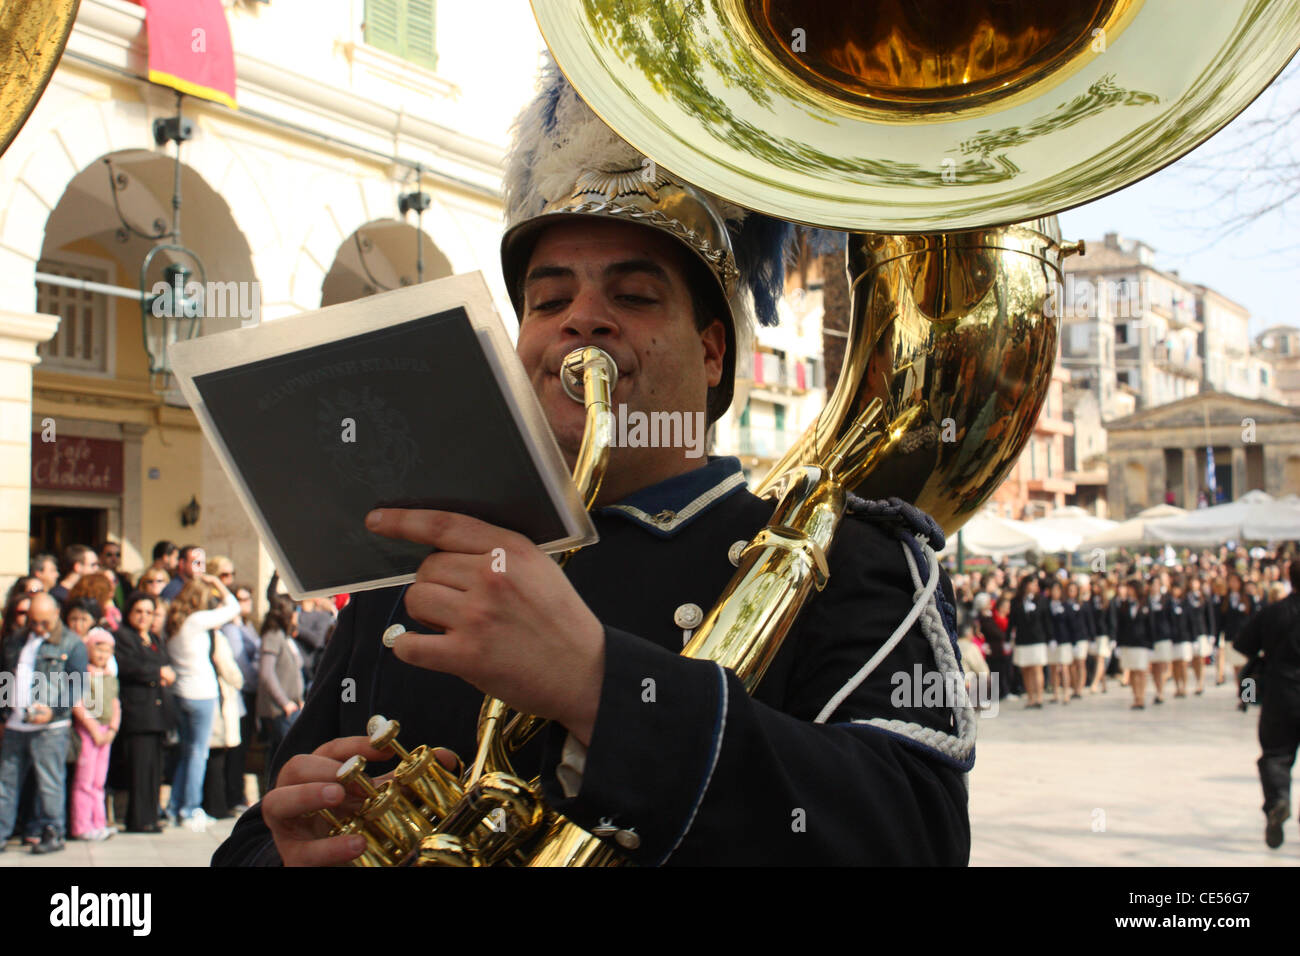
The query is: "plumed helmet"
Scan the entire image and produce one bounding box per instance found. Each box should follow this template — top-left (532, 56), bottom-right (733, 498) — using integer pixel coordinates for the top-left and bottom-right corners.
top-left (500, 54), bottom-right (794, 424)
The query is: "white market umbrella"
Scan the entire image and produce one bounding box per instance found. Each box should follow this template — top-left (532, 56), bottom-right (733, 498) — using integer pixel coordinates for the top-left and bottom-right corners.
top-left (1078, 504), bottom-right (1186, 551)
top-left (1023, 507), bottom-right (1119, 552)
top-left (1143, 490), bottom-right (1300, 545)
top-left (941, 511), bottom-right (1040, 558)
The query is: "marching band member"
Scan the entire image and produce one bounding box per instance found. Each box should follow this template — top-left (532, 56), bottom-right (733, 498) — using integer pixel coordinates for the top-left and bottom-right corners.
top-left (1009, 577), bottom-right (1048, 709)
top-left (1065, 579), bottom-right (1090, 700)
top-left (1220, 572), bottom-right (1255, 691)
top-left (1046, 581), bottom-right (1072, 706)
top-left (213, 59), bottom-right (971, 867)
top-left (1185, 575), bottom-right (1214, 695)
top-left (1148, 582), bottom-right (1174, 705)
top-left (1087, 577), bottom-right (1116, 695)
top-left (1115, 580), bottom-right (1152, 710)
top-left (1169, 576), bottom-right (1194, 698)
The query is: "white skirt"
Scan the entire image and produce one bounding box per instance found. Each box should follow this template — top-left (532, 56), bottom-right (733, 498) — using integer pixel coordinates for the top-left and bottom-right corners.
top-left (1152, 639), bottom-right (1174, 663)
top-left (1118, 646), bottom-right (1152, 671)
top-left (1090, 636), bottom-right (1113, 657)
top-left (1196, 635), bottom-right (1214, 657)
top-left (1014, 643), bottom-right (1049, 667)
top-left (1054, 642), bottom-right (1077, 665)
top-left (1073, 639), bottom-right (1090, 660)
top-left (1174, 641), bottom-right (1195, 662)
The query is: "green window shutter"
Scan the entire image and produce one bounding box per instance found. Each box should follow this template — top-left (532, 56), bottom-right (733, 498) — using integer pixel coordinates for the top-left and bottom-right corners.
top-left (774, 403), bottom-right (785, 431)
top-left (404, 0), bottom-right (438, 70)
top-left (365, 0), bottom-right (401, 57)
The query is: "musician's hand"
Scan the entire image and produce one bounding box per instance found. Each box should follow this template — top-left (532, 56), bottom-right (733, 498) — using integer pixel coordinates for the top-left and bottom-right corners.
top-left (366, 509), bottom-right (605, 745)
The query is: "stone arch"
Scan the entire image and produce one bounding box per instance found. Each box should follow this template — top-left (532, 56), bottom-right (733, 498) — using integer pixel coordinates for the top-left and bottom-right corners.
top-left (320, 219), bottom-right (454, 307)
top-left (291, 182), bottom-right (482, 314)
top-left (0, 95), bottom-right (282, 318)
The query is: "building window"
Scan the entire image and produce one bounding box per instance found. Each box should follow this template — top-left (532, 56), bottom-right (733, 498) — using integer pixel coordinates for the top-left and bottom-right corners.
top-left (1115, 323), bottom-right (1128, 345)
top-left (35, 259), bottom-right (111, 374)
top-left (774, 402), bottom-right (786, 433)
top-left (364, 0), bottom-right (437, 70)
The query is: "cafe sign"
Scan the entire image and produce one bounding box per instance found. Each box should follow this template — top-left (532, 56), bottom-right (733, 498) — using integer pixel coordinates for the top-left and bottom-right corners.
top-left (31, 435), bottom-right (123, 494)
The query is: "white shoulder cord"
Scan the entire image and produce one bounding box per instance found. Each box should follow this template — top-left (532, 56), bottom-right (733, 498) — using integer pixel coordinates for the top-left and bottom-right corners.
top-left (812, 534), bottom-right (977, 765)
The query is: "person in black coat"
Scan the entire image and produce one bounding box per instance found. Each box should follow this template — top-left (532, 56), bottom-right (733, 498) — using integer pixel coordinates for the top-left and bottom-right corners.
top-left (1233, 558), bottom-right (1300, 848)
top-left (1185, 575), bottom-right (1215, 694)
top-left (1147, 584), bottom-right (1175, 704)
top-left (1086, 578), bottom-right (1116, 694)
top-left (113, 591), bottom-right (176, 833)
top-left (1009, 576), bottom-right (1048, 708)
top-left (1220, 572), bottom-right (1255, 687)
top-left (1064, 580), bottom-right (1090, 700)
top-left (211, 460), bottom-right (971, 866)
top-left (1169, 575), bottom-right (1195, 697)
top-left (976, 593), bottom-right (1012, 701)
top-left (1045, 580), bottom-right (1073, 705)
top-left (1115, 580), bottom-right (1152, 709)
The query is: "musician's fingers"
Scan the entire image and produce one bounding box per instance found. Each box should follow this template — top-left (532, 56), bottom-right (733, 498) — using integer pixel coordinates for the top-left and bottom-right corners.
top-left (309, 736), bottom-right (391, 764)
top-left (365, 509), bottom-right (525, 555)
top-left (391, 628), bottom-right (474, 677)
top-left (262, 781), bottom-right (347, 824)
top-left (282, 832), bottom-right (369, 868)
top-left (414, 550), bottom-right (484, 591)
top-left (403, 580), bottom-right (465, 632)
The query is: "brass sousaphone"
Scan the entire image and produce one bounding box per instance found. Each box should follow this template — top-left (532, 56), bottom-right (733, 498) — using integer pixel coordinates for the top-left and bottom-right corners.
top-left (327, 0), bottom-right (1300, 865)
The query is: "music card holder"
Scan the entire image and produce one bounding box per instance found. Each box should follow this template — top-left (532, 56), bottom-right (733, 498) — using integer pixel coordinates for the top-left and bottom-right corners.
top-left (168, 272), bottom-right (597, 599)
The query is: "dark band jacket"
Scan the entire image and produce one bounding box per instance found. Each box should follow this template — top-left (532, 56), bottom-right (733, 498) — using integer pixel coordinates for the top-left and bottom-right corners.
top-left (214, 457), bottom-right (971, 866)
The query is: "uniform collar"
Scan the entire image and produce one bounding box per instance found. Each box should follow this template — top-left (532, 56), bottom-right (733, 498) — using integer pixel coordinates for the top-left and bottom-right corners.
top-left (597, 456), bottom-right (747, 537)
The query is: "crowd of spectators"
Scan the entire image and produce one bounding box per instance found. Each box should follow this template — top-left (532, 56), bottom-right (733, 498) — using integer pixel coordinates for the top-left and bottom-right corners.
top-left (0, 540), bottom-right (338, 854)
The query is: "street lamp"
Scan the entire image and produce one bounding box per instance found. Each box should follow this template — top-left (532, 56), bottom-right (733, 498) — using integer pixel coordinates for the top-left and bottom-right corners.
top-left (141, 252), bottom-right (205, 387)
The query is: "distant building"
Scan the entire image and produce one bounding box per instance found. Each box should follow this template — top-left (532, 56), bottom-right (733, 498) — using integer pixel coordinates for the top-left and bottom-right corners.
top-left (715, 255), bottom-right (828, 484)
top-left (1254, 325), bottom-right (1300, 407)
top-left (1104, 390), bottom-right (1300, 518)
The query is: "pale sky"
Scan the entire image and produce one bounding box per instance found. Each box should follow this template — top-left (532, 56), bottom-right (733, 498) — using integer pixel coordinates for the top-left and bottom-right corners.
top-left (1058, 62), bottom-right (1300, 339)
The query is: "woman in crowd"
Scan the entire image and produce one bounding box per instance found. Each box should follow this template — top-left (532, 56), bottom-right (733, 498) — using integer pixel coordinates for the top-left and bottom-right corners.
top-left (1185, 575), bottom-right (1214, 695)
top-left (137, 569), bottom-right (170, 601)
top-left (222, 583), bottom-right (260, 815)
top-left (1147, 580), bottom-right (1174, 705)
top-left (1168, 575), bottom-right (1194, 698)
top-left (1045, 580), bottom-right (1073, 705)
top-left (257, 594), bottom-right (306, 790)
top-left (1219, 571), bottom-right (1254, 687)
top-left (1, 589), bottom-right (31, 639)
top-left (1065, 579), bottom-right (1090, 700)
top-left (1087, 577), bottom-right (1116, 694)
top-left (202, 621), bottom-right (244, 821)
top-left (975, 592), bottom-right (1012, 701)
top-left (1009, 577), bottom-right (1048, 709)
top-left (164, 573), bottom-right (240, 831)
top-left (68, 572), bottom-right (120, 631)
top-left (1115, 579), bottom-right (1152, 709)
top-left (113, 591), bottom-right (176, 833)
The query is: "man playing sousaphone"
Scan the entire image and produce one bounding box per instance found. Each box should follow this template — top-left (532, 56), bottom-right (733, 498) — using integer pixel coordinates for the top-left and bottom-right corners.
top-left (213, 58), bottom-right (972, 867)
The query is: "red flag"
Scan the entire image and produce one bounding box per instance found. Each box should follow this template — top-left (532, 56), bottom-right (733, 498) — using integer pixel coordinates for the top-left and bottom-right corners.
top-left (138, 0), bottom-right (237, 109)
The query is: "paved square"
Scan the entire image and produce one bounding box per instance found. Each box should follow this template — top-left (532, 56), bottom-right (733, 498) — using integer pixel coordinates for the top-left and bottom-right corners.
top-left (970, 680), bottom-right (1294, 866)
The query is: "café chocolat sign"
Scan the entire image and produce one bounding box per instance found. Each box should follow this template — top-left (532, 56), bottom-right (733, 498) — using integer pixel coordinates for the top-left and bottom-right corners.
top-left (31, 435), bottom-right (123, 494)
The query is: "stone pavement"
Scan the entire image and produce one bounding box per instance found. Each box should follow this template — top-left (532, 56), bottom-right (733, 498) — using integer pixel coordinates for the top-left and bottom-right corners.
top-left (0, 811), bottom-right (238, 868)
top-left (969, 678), bottom-right (1295, 866)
